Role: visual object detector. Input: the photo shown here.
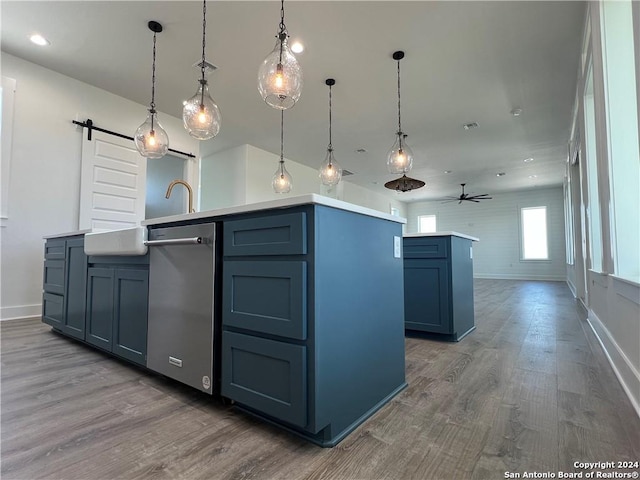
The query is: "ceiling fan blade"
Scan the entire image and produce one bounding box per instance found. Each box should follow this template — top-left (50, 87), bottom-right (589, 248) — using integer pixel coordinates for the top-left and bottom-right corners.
top-left (467, 196), bottom-right (492, 200)
top-left (468, 199), bottom-right (481, 203)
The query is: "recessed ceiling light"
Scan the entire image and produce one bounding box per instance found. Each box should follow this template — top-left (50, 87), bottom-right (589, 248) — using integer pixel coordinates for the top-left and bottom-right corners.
top-left (463, 122), bottom-right (479, 130)
top-left (355, 148), bottom-right (367, 153)
top-left (496, 172), bottom-right (506, 177)
top-left (30, 34), bottom-right (50, 46)
top-left (291, 41), bottom-right (304, 54)
top-left (528, 175), bottom-right (537, 179)
top-left (511, 107), bottom-right (523, 117)
top-left (524, 157), bottom-right (534, 163)
top-left (444, 170), bottom-right (452, 174)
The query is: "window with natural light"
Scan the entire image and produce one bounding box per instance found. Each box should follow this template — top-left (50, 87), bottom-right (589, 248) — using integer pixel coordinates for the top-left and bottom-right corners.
top-left (601, 0), bottom-right (640, 282)
top-left (583, 61), bottom-right (603, 272)
top-left (521, 207), bottom-right (549, 260)
top-left (418, 215), bottom-right (436, 233)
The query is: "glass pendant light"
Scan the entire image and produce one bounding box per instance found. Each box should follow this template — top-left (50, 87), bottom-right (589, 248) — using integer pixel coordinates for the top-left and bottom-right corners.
top-left (183, 0), bottom-right (221, 140)
top-left (258, 0), bottom-right (303, 110)
top-left (134, 21), bottom-right (169, 159)
top-left (319, 78), bottom-right (342, 186)
top-left (387, 51), bottom-right (414, 174)
top-left (273, 110), bottom-right (293, 193)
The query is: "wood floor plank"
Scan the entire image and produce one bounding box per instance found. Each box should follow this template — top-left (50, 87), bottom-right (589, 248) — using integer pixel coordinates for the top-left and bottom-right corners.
top-left (2, 279), bottom-right (639, 480)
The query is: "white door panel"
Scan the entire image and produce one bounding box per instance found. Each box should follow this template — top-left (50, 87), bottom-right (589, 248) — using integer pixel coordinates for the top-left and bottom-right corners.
top-left (80, 131), bottom-right (146, 231)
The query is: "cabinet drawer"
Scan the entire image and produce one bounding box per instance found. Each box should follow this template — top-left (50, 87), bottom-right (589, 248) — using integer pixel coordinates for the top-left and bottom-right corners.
top-left (403, 237), bottom-right (449, 259)
top-left (42, 293), bottom-right (64, 328)
top-left (44, 238), bottom-right (66, 260)
top-left (224, 212), bottom-right (307, 256)
top-left (223, 261), bottom-right (307, 340)
top-left (221, 331), bottom-right (307, 428)
top-left (43, 259), bottom-right (65, 295)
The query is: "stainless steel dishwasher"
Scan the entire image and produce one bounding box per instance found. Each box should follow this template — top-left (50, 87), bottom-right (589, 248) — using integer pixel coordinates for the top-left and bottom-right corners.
top-left (146, 222), bottom-right (216, 394)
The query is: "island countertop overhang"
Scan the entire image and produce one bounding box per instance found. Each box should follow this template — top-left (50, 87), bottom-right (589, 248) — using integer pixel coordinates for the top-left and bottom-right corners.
top-left (142, 194), bottom-right (407, 227)
top-left (404, 231), bottom-right (479, 242)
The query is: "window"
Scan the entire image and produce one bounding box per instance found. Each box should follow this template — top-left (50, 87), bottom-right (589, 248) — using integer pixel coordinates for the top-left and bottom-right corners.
top-left (583, 62), bottom-right (603, 272)
top-left (563, 171), bottom-right (575, 265)
top-left (601, 0), bottom-right (640, 282)
top-left (521, 207), bottom-right (549, 260)
top-left (418, 214), bottom-right (436, 233)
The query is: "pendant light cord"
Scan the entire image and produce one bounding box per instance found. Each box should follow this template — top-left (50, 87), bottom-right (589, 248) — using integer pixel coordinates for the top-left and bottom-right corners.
top-left (328, 84), bottom-right (333, 151)
top-left (277, 0), bottom-right (287, 65)
top-left (200, 0), bottom-right (207, 106)
top-left (150, 30), bottom-right (157, 130)
top-left (280, 110), bottom-right (285, 174)
top-left (396, 59), bottom-right (402, 136)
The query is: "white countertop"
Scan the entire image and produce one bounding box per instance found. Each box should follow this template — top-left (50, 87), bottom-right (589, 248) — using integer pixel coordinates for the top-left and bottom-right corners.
top-left (142, 194), bottom-right (407, 226)
top-left (43, 229), bottom-right (92, 239)
top-left (404, 231), bottom-right (479, 242)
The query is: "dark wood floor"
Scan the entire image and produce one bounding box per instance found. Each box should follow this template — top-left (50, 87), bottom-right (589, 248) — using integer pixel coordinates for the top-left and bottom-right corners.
top-left (2, 280), bottom-right (639, 480)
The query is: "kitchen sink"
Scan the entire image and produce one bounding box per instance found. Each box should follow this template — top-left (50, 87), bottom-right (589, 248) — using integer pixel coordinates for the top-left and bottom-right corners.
top-left (84, 226), bottom-right (148, 256)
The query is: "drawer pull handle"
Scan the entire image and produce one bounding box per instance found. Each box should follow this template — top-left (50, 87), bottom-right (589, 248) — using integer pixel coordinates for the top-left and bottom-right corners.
top-left (169, 356), bottom-right (183, 368)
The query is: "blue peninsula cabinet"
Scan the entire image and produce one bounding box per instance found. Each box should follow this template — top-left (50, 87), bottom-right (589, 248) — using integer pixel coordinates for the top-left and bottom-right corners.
top-left (403, 232), bottom-right (479, 341)
top-left (219, 202), bottom-right (407, 447)
top-left (42, 233), bottom-right (149, 367)
top-left (42, 235), bottom-right (87, 340)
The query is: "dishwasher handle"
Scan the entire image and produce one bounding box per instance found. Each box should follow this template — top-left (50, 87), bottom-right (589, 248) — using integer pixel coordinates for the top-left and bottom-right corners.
top-left (145, 237), bottom-right (203, 247)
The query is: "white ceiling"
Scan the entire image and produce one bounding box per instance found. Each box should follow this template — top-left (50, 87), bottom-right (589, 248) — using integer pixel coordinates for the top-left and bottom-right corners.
top-left (1, 1), bottom-right (585, 202)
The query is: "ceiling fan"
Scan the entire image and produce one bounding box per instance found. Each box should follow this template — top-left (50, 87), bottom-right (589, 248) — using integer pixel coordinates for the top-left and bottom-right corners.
top-left (443, 183), bottom-right (492, 204)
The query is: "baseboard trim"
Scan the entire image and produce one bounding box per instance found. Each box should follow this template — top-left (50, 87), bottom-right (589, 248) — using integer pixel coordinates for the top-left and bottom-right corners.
top-left (566, 279), bottom-right (577, 298)
top-left (1, 304), bottom-right (42, 321)
top-left (587, 310), bottom-right (640, 419)
top-left (474, 273), bottom-right (565, 282)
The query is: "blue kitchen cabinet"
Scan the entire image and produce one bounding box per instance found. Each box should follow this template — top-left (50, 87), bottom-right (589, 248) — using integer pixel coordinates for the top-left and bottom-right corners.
top-left (42, 236), bottom-right (87, 339)
top-left (221, 206), bottom-right (407, 447)
top-left (403, 234), bottom-right (476, 341)
top-left (85, 257), bottom-right (149, 366)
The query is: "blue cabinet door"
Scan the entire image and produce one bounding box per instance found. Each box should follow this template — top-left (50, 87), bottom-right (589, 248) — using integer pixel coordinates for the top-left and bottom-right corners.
top-left (43, 260), bottom-right (65, 295)
top-left (221, 331), bottom-right (307, 428)
top-left (64, 238), bottom-right (87, 340)
top-left (224, 212), bottom-right (307, 256)
top-left (404, 258), bottom-right (451, 333)
top-left (86, 267), bottom-right (114, 351)
top-left (112, 268), bottom-right (148, 366)
top-left (42, 293), bottom-right (64, 328)
top-left (223, 261), bottom-right (307, 340)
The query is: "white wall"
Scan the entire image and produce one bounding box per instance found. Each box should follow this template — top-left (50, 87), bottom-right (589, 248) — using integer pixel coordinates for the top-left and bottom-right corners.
top-left (200, 145), bottom-right (248, 209)
top-left (407, 187), bottom-right (566, 281)
top-left (0, 53), bottom-right (199, 320)
top-left (200, 143), bottom-right (408, 218)
top-left (565, 2), bottom-right (640, 416)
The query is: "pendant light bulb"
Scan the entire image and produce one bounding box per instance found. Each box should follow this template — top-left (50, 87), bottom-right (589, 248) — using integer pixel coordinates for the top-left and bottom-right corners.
top-left (135, 21), bottom-right (169, 159)
top-left (272, 162), bottom-right (293, 193)
top-left (318, 79), bottom-right (341, 186)
top-left (135, 111), bottom-right (169, 158)
top-left (387, 133), bottom-right (414, 174)
top-left (258, 1), bottom-right (303, 110)
top-left (183, 80), bottom-right (221, 140)
top-left (183, 0), bottom-right (221, 140)
top-left (319, 148), bottom-right (342, 186)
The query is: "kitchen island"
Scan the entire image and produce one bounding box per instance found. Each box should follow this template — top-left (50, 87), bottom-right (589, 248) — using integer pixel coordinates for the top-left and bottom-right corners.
top-left (42, 194), bottom-right (407, 447)
top-left (403, 232), bottom-right (479, 341)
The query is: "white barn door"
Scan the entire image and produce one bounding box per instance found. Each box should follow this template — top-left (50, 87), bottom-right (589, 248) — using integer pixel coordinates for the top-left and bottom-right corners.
top-left (79, 131), bottom-right (147, 231)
